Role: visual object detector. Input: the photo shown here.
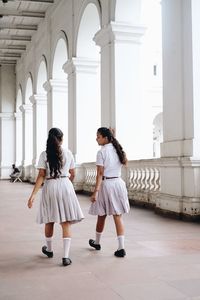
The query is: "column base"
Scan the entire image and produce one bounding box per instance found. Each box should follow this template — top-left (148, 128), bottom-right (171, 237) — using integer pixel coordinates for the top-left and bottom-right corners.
top-left (155, 193), bottom-right (200, 221)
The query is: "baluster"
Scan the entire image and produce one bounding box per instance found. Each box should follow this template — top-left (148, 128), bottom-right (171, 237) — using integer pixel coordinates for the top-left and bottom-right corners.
top-left (140, 168), bottom-right (146, 190)
top-left (154, 168), bottom-right (160, 191)
top-left (149, 168), bottom-right (155, 191)
top-left (137, 168), bottom-right (142, 191)
top-left (92, 168), bottom-right (96, 185)
top-left (145, 167), bottom-right (151, 191)
top-left (132, 168), bottom-right (138, 190)
top-left (128, 168), bottom-right (134, 189)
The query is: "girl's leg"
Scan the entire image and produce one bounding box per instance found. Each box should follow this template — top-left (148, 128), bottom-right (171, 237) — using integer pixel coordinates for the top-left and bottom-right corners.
top-left (42, 222), bottom-right (54, 257)
top-left (60, 222), bottom-right (72, 265)
top-left (89, 215), bottom-right (106, 250)
top-left (96, 215), bottom-right (106, 234)
top-left (113, 215), bottom-right (126, 257)
top-left (45, 222), bottom-right (54, 237)
top-left (113, 215), bottom-right (124, 236)
top-left (45, 222), bottom-right (54, 252)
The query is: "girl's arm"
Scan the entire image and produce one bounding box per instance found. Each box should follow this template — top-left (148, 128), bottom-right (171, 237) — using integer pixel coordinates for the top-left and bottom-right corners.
top-left (69, 168), bottom-right (75, 182)
top-left (27, 169), bottom-right (46, 208)
top-left (91, 165), bottom-right (104, 202)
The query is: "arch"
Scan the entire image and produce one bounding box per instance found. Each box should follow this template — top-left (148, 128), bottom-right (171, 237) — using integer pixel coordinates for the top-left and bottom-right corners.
top-left (16, 85), bottom-right (23, 112)
top-left (76, 2), bottom-right (101, 58)
top-left (114, 0), bottom-right (142, 23)
top-left (75, 1), bottom-right (101, 162)
top-left (25, 74), bottom-right (33, 104)
top-left (52, 32), bottom-right (68, 79)
top-left (36, 56), bottom-right (48, 94)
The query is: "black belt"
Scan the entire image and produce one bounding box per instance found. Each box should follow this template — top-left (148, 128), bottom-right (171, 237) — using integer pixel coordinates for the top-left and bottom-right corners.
top-left (46, 175), bottom-right (67, 180)
top-left (102, 176), bottom-right (119, 180)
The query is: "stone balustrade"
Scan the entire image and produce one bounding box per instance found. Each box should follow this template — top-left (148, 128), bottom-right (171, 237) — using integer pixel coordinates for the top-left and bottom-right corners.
top-left (74, 159), bottom-right (161, 208)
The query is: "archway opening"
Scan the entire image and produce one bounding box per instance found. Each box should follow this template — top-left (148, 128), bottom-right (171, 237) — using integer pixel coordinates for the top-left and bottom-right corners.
top-left (51, 37), bottom-right (68, 147)
top-left (76, 3), bottom-right (101, 163)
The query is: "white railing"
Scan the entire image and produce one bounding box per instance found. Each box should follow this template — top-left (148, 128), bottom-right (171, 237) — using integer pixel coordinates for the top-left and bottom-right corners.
top-left (127, 159), bottom-right (160, 206)
top-left (77, 159), bottom-right (161, 206)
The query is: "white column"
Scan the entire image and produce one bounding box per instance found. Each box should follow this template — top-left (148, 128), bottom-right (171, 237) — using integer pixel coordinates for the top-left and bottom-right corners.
top-left (19, 104), bottom-right (33, 179)
top-left (0, 113), bottom-right (15, 178)
top-left (14, 111), bottom-right (22, 167)
top-left (94, 22), bottom-right (150, 159)
top-left (43, 79), bottom-right (68, 148)
top-left (158, 0), bottom-right (200, 219)
top-left (29, 94), bottom-right (47, 182)
top-left (63, 58), bottom-right (100, 163)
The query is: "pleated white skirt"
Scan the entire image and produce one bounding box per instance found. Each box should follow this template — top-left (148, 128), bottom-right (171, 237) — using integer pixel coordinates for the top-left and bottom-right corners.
top-left (37, 177), bottom-right (84, 224)
top-left (89, 178), bottom-right (130, 216)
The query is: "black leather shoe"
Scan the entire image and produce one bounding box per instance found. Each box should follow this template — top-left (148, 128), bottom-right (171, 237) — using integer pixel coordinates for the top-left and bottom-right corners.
top-left (89, 239), bottom-right (101, 250)
top-left (62, 257), bottom-right (72, 266)
top-left (42, 246), bottom-right (53, 258)
top-left (114, 249), bottom-right (126, 257)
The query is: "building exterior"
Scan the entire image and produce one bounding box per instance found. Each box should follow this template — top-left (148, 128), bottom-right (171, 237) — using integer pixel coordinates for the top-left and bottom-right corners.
top-left (0, 0), bottom-right (200, 220)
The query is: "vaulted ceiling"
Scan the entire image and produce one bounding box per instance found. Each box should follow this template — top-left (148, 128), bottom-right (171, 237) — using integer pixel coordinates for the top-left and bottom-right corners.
top-left (0, 0), bottom-right (54, 66)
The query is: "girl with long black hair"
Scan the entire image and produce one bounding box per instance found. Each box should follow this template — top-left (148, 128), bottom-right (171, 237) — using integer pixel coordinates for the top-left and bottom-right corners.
top-left (89, 127), bottom-right (130, 257)
top-left (27, 128), bottom-right (84, 266)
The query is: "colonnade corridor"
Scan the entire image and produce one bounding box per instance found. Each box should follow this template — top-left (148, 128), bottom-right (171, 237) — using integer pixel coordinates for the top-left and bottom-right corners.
top-left (1, 180), bottom-right (200, 300)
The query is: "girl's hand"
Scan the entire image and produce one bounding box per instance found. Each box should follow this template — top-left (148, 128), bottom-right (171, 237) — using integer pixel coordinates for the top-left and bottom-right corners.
top-left (27, 196), bottom-right (35, 209)
top-left (91, 191), bottom-right (98, 203)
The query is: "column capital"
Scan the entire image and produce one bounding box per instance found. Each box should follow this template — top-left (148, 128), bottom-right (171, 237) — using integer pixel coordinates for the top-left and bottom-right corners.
top-left (0, 112), bottom-right (14, 120)
top-left (29, 93), bottom-right (47, 105)
top-left (63, 58), bottom-right (100, 75)
top-left (14, 112), bottom-right (22, 119)
top-left (43, 79), bottom-right (68, 93)
top-left (19, 104), bottom-right (33, 113)
top-left (94, 21), bottom-right (146, 47)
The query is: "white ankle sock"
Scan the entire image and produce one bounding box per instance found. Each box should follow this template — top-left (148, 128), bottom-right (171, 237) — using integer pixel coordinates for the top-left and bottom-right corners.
top-left (46, 237), bottom-right (53, 252)
top-left (95, 232), bottom-right (102, 244)
top-left (63, 238), bottom-right (71, 258)
top-left (117, 235), bottom-right (124, 250)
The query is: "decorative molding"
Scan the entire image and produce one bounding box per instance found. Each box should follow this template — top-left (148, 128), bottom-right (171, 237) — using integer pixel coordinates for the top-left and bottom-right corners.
top-left (63, 58), bottom-right (100, 75)
top-left (0, 112), bottom-right (15, 120)
top-left (14, 112), bottom-right (22, 119)
top-left (161, 139), bottom-right (194, 157)
top-left (19, 104), bottom-right (32, 113)
top-left (29, 94), bottom-right (47, 105)
top-left (159, 157), bottom-right (200, 167)
top-left (94, 21), bottom-right (146, 47)
top-left (43, 79), bottom-right (68, 93)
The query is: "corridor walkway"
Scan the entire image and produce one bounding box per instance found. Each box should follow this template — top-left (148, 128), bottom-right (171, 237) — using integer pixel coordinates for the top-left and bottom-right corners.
top-left (1, 180), bottom-right (200, 300)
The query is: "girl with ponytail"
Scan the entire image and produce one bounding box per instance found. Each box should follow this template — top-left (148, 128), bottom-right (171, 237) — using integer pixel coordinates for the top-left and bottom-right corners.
top-left (89, 127), bottom-right (130, 257)
top-left (27, 128), bottom-right (84, 266)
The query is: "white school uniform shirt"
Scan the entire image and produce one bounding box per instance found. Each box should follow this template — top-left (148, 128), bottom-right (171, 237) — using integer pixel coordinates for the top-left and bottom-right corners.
top-left (37, 148), bottom-right (75, 178)
top-left (96, 143), bottom-right (122, 177)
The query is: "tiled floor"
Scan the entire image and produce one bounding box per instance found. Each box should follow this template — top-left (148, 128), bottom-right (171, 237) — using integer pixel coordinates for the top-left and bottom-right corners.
top-left (1, 180), bottom-right (200, 300)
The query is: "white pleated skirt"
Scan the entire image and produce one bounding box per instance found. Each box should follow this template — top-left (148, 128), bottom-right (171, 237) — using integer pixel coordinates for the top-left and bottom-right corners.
top-left (89, 177), bottom-right (130, 216)
top-left (37, 177), bottom-right (84, 224)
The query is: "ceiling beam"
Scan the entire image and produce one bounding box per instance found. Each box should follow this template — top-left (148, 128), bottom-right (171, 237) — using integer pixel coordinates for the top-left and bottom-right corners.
top-left (0, 24), bottom-right (37, 31)
top-left (0, 60), bottom-right (16, 65)
top-left (0, 53), bottom-right (21, 59)
top-left (0, 52), bottom-right (21, 57)
top-left (0, 45), bottom-right (26, 50)
top-left (17, 0), bottom-right (54, 3)
top-left (0, 34), bottom-right (31, 41)
top-left (0, 9), bottom-right (45, 18)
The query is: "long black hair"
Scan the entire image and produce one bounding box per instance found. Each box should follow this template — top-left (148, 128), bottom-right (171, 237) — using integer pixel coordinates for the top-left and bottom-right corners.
top-left (46, 128), bottom-right (63, 178)
top-left (97, 127), bottom-right (127, 165)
